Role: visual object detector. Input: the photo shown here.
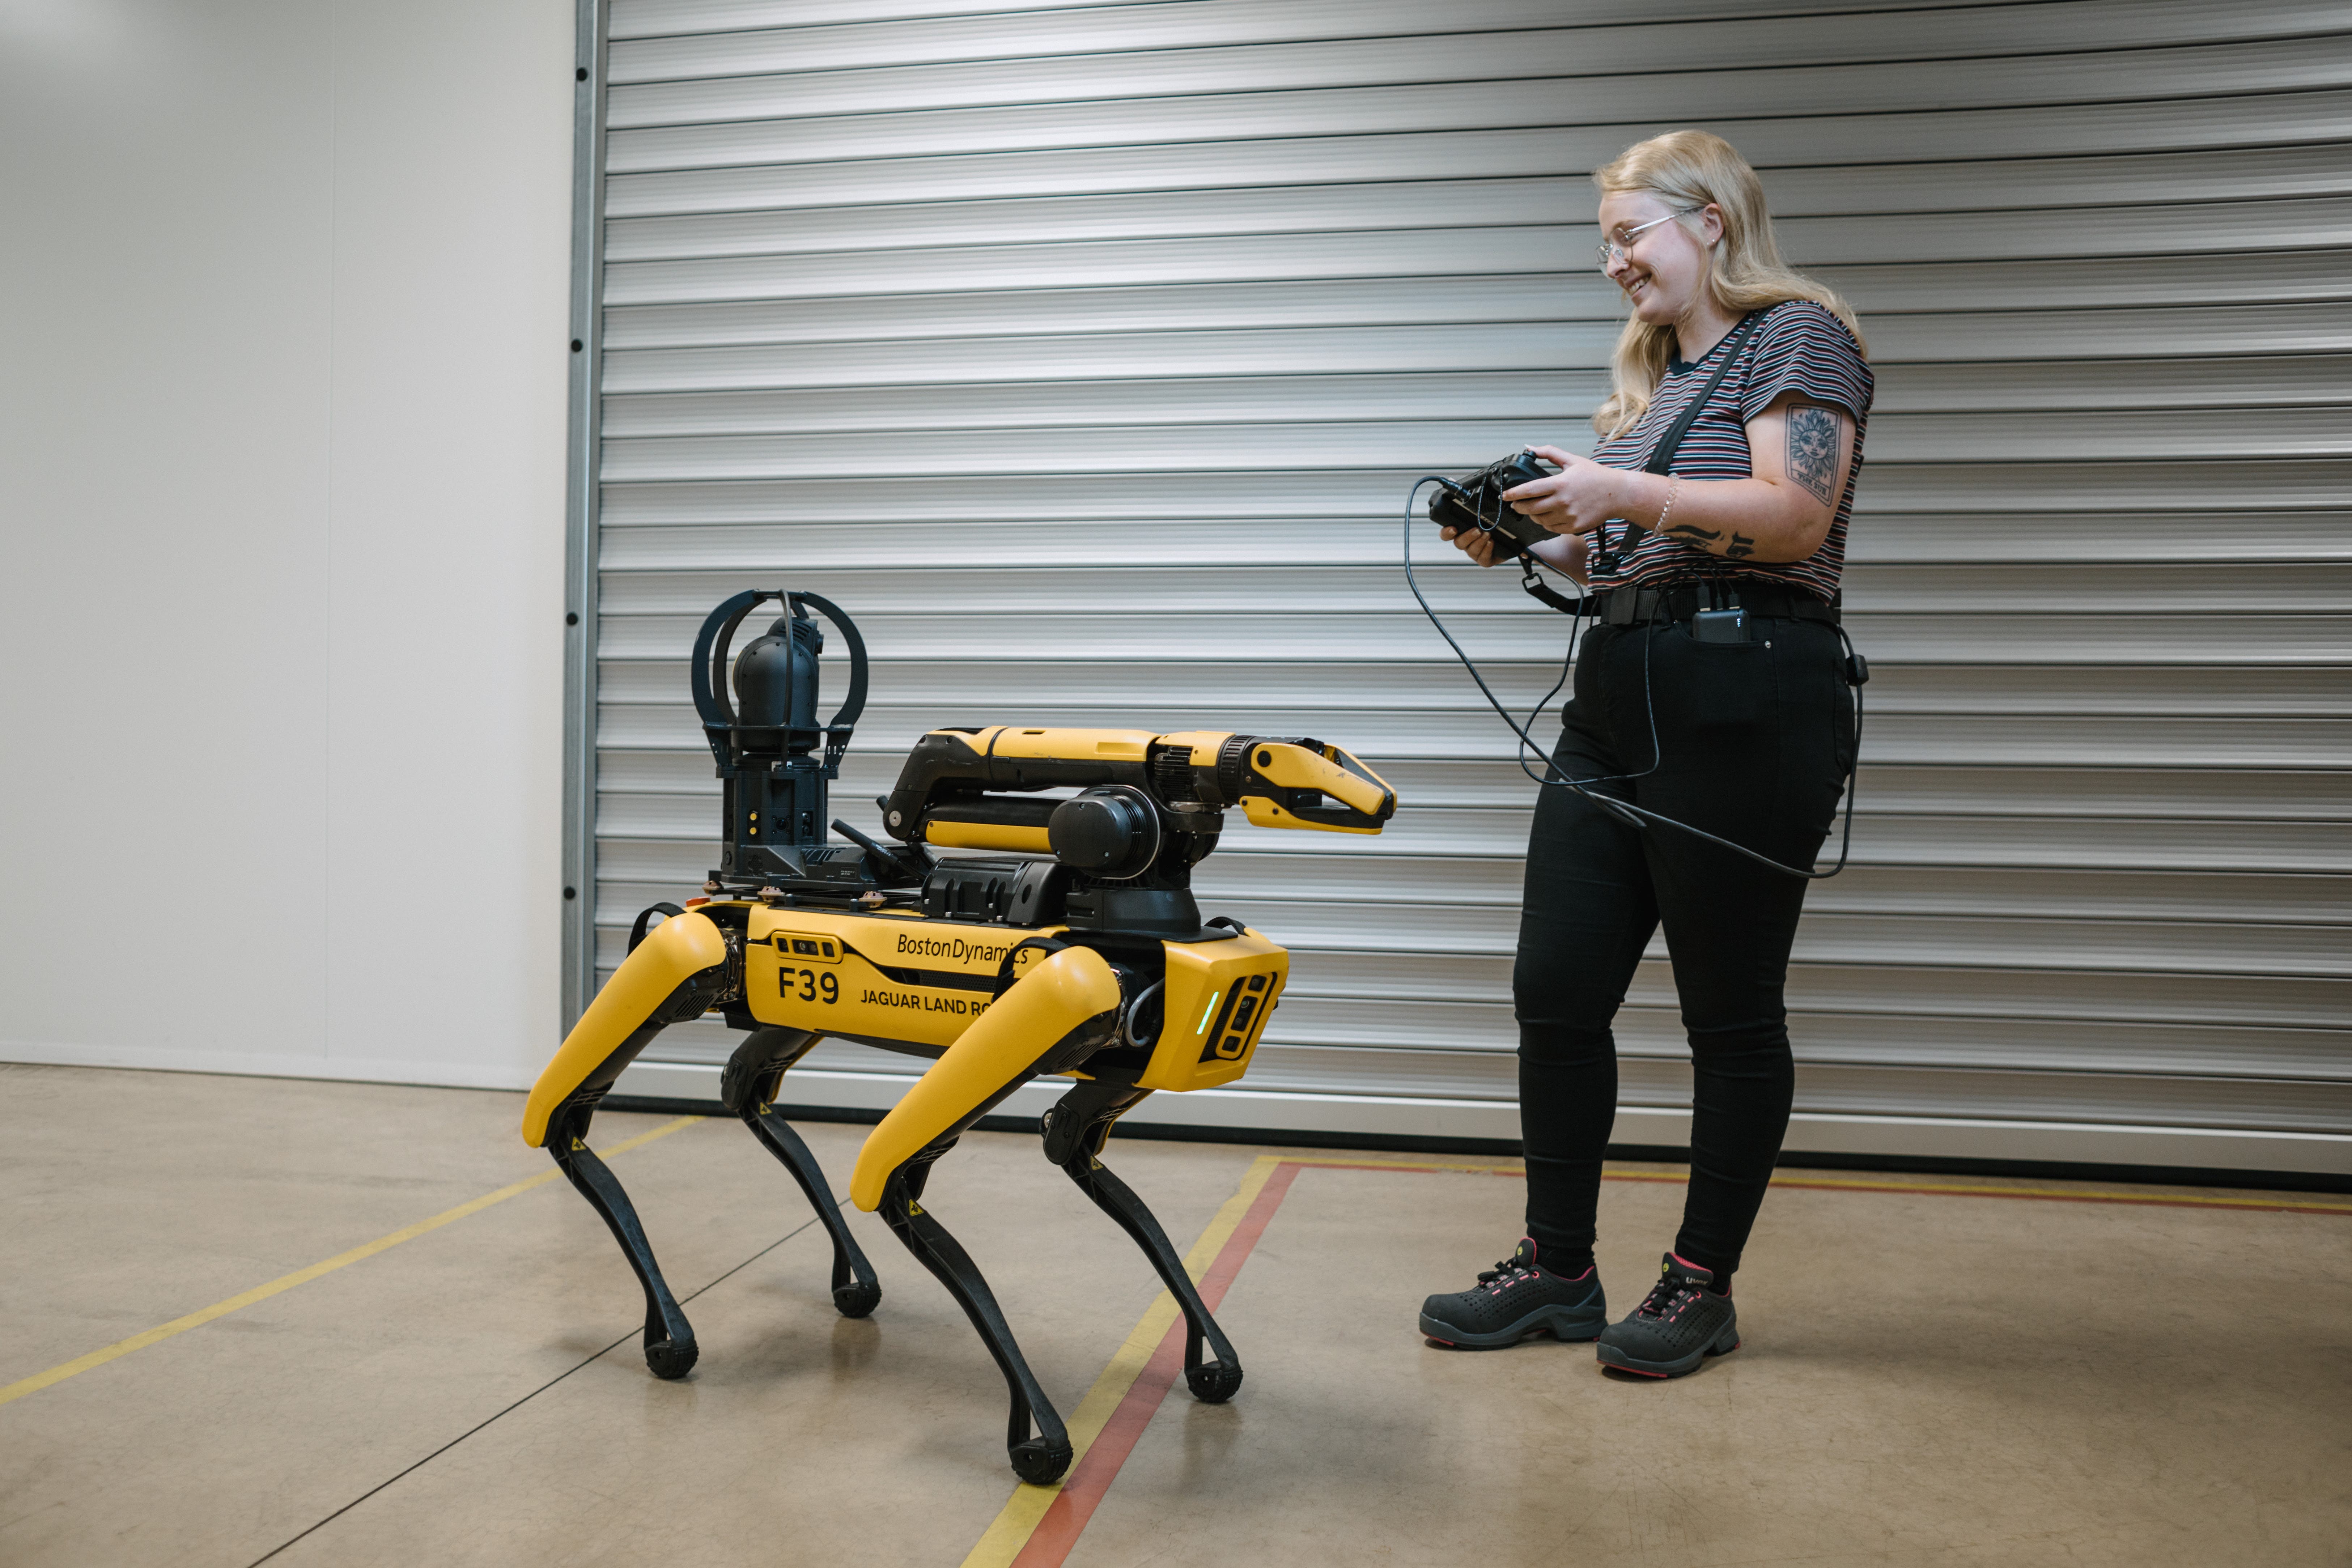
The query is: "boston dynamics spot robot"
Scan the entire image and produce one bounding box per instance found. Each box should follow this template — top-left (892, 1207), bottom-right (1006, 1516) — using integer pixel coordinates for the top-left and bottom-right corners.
top-left (522, 591), bottom-right (1395, 1482)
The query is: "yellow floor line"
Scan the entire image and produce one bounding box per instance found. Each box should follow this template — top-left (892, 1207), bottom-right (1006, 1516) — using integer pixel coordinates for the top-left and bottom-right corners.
top-left (0, 1115), bottom-right (704, 1411)
top-left (959, 1153), bottom-right (1282, 1568)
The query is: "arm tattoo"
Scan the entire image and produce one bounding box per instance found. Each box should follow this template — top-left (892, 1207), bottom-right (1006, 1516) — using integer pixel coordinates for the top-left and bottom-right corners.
top-left (1667, 523), bottom-right (1722, 542)
top-left (1726, 532), bottom-right (1756, 560)
top-left (1786, 403), bottom-right (1841, 507)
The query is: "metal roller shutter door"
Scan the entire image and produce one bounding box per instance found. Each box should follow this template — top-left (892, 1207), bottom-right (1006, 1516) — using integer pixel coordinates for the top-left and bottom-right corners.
top-left (564, 0), bottom-right (2352, 1174)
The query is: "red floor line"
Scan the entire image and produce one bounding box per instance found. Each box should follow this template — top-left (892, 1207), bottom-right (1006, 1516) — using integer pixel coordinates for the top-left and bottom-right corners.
top-left (1010, 1160), bottom-right (1306, 1568)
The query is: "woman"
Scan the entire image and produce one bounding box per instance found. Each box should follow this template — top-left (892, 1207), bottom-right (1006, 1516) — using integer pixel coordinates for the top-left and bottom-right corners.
top-left (1416, 130), bottom-right (1871, 1378)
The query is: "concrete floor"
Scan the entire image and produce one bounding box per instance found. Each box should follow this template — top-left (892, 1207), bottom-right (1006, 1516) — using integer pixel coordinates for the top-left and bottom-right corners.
top-left (2, 1063), bottom-right (2347, 1568)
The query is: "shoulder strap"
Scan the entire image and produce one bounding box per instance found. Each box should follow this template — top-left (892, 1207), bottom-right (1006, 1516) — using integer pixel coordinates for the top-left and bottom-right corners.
top-left (1644, 309), bottom-right (1765, 476)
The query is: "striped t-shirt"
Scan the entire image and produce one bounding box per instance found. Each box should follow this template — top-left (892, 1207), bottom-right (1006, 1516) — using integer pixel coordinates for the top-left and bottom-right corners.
top-left (1587, 299), bottom-right (1872, 602)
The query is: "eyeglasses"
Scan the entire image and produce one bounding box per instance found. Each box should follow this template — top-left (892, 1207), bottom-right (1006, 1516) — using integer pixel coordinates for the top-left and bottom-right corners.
top-left (1595, 209), bottom-right (1700, 269)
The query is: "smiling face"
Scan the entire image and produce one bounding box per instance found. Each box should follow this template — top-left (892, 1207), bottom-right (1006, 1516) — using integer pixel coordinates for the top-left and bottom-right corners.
top-left (1597, 189), bottom-right (1723, 329)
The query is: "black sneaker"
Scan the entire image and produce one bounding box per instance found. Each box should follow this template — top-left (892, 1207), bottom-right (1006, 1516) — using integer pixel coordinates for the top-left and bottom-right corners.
top-left (1594, 1253), bottom-right (1740, 1378)
top-left (1419, 1238), bottom-right (1607, 1348)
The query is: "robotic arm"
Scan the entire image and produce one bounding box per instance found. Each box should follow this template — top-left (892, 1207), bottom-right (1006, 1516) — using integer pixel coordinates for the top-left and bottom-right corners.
top-left (881, 727), bottom-right (1396, 857)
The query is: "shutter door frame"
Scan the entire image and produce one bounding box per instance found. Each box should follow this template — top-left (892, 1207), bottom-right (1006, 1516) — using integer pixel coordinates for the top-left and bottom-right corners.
top-left (561, 0), bottom-right (610, 1032)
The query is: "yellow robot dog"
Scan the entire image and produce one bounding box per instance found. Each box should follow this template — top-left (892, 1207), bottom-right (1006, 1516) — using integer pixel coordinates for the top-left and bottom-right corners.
top-left (523, 591), bottom-right (1394, 1482)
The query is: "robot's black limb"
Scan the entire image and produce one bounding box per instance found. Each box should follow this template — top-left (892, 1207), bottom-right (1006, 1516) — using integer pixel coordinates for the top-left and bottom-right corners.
top-left (722, 1029), bottom-right (883, 1318)
top-left (1041, 1076), bottom-right (1245, 1403)
top-left (544, 1100), bottom-right (699, 1380)
top-left (879, 1144), bottom-right (1073, 1485)
top-left (747, 1108), bottom-right (883, 1317)
top-left (1065, 1160), bottom-right (1244, 1403)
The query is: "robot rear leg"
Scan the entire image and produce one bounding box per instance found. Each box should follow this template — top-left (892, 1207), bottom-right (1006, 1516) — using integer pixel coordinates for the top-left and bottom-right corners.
top-left (721, 1027), bottom-right (882, 1318)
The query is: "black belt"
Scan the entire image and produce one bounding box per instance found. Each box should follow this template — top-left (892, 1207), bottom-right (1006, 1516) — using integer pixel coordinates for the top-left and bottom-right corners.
top-left (1593, 581), bottom-right (1839, 627)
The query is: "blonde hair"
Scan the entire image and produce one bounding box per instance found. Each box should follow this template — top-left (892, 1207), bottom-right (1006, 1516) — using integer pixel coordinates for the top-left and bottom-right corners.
top-left (1591, 130), bottom-right (1865, 437)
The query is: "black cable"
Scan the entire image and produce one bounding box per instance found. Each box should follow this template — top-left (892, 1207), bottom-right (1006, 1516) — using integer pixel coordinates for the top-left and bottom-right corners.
top-left (1523, 620), bottom-right (1576, 751)
top-left (1405, 475), bottom-right (1863, 879)
top-left (1412, 477), bottom-right (1645, 791)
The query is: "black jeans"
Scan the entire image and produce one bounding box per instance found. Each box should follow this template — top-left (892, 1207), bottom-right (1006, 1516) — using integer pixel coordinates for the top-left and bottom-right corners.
top-left (1515, 614), bottom-right (1855, 1286)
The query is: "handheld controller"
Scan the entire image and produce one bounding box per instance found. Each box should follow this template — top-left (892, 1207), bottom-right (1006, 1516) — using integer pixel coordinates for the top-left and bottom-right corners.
top-left (1426, 449), bottom-right (1558, 561)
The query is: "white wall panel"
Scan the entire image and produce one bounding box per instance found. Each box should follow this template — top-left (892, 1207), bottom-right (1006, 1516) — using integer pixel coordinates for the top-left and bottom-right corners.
top-left (2, 0), bottom-right (574, 1090)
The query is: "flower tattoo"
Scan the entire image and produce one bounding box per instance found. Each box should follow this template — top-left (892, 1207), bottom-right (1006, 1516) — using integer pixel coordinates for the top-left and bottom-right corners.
top-left (1786, 403), bottom-right (1841, 507)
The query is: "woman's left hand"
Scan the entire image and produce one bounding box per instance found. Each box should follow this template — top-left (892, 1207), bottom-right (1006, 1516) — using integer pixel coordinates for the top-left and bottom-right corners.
top-left (1500, 446), bottom-right (1626, 538)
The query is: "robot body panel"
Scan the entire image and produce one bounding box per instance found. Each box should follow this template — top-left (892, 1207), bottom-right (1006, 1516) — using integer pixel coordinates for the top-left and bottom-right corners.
top-left (1140, 926), bottom-right (1288, 1093)
top-left (742, 903), bottom-right (1062, 1046)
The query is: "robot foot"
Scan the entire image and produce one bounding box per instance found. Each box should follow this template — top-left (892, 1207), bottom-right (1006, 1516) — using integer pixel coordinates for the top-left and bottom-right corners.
top-left (1010, 1434), bottom-right (1075, 1487)
top-left (644, 1333), bottom-right (700, 1381)
top-left (832, 1275), bottom-right (883, 1319)
top-left (1185, 1358), bottom-right (1244, 1403)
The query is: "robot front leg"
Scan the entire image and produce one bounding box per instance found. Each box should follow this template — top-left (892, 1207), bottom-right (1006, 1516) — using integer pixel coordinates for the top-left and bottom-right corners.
top-left (721, 1027), bottom-right (882, 1318)
top-left (881, 1144), bottom-right (1072, 1485)
top-left (848, 943), bottom-right (1126, 1483)
top-left (546, 1095), bottom-right (699, 1379)
top-left (1041, 1076), bottom-right (1244, 1403)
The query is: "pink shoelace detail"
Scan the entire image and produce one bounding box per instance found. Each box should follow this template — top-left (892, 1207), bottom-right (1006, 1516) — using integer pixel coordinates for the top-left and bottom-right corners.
top-left (1632, 1274), bottom-right (1702, 1322)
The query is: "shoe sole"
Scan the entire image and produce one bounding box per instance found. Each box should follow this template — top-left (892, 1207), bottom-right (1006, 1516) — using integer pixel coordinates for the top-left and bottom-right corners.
top-left (1594, 1325), bottom-right (1741, 1378)
top-left (1419, 1307), bottom-right (1606, 1350)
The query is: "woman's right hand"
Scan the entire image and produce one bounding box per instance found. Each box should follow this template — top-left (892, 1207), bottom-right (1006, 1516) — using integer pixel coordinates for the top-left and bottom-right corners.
top-left (1439, 523), bottom-right (1500, 568)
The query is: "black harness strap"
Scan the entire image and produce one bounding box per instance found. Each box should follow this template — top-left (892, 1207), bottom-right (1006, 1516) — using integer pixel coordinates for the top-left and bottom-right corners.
top-left (1644, 311), bottom-right (1764, 477)
top-left (1601, 310), bottom-right (1763, 568)
top-left (1516, 564), bottom-right (1585, 615)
